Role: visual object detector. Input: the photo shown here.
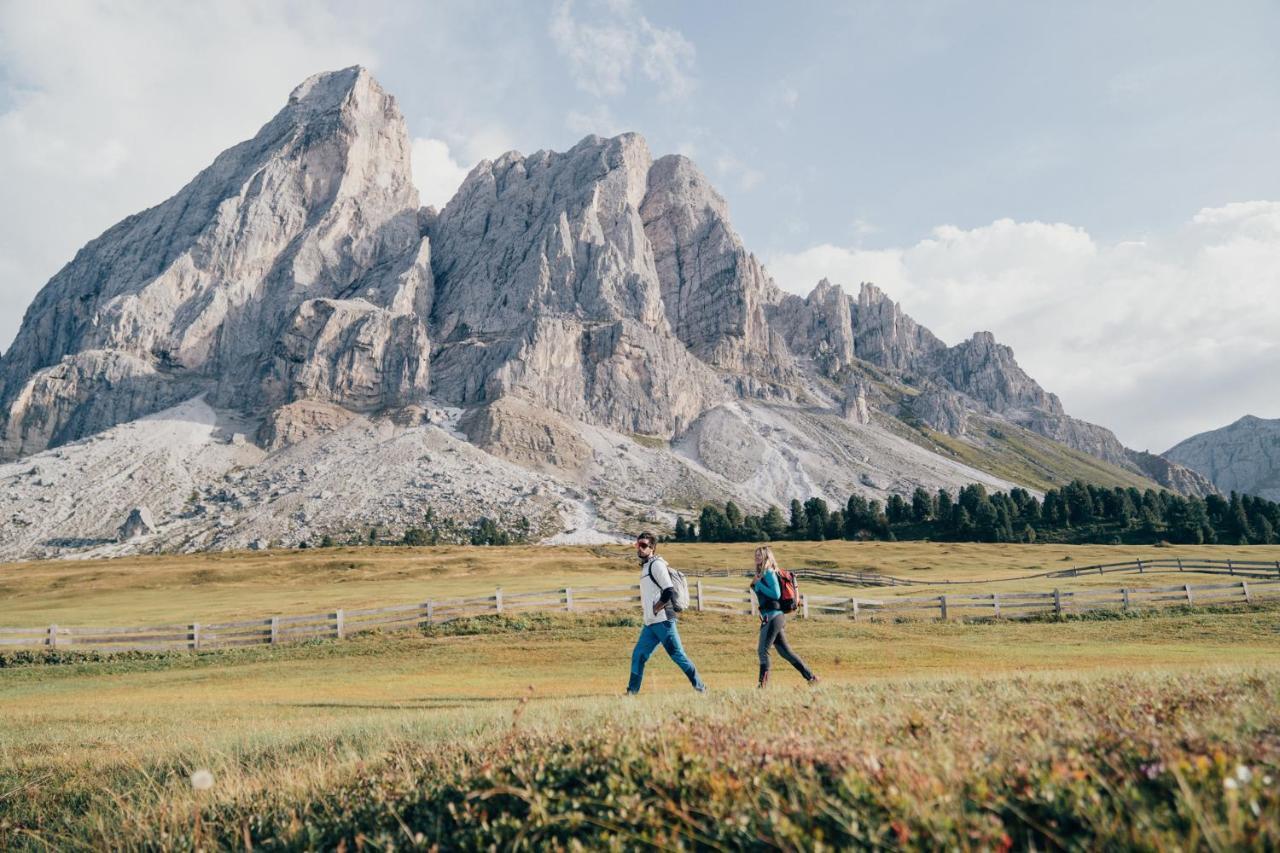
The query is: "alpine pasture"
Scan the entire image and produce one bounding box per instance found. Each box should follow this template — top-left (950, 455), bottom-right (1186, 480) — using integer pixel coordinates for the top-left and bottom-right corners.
top-left (2, 542), bottom-right (1279, 849)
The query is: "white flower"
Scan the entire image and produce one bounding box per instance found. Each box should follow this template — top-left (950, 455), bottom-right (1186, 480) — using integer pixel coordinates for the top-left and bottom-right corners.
top-left (1264, 775), bottom-right (1274, 786)
top-left (1235, 765), bottom-right (1253, 783)
top-left (1224, 777), bottom-right (1238, 791)
top-left (190, 769), bottom-right (214, 791)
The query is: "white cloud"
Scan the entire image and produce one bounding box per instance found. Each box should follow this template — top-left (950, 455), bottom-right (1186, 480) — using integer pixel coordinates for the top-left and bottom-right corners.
top-left (549, 0), bottom-right (695, 100)
top-left (714, 154), bottom-right (764, 192)
top-left (411, 138), bottom-right (472, 209)
top-left (766, 204), bottom-right (1280, 451)
top-left (566, 105), bottom-right (624, 137)
top-left (0, 1), bottom-right (377, 354)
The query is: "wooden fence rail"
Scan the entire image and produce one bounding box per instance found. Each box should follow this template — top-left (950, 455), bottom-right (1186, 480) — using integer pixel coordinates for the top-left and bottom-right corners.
top-left (688, 557), bottom-right (1280, 588)
top-left (2, 577), bottom-right (1277, 652)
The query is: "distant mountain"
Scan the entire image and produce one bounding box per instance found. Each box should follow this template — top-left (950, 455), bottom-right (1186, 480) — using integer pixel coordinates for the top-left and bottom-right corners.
top-left (0, 67), bottom-right (1212, 559)
top-left (1165, 416), bottom-right (1280, 501)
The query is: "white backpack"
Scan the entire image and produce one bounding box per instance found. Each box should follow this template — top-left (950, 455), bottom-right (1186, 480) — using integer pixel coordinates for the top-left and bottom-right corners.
top-left (647, 558), bottom-right (690, 612)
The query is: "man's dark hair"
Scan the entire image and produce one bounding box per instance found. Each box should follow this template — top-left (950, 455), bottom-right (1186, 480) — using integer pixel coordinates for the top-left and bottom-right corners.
top-left (636, 531), bottom-right (658, 548)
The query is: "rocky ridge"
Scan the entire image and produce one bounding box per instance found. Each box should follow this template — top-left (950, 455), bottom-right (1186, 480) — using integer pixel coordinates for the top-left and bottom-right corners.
top-left (1164, 416), bottom-right (1280, 501)
top-left (0, 67), bottom-right (1214, 558)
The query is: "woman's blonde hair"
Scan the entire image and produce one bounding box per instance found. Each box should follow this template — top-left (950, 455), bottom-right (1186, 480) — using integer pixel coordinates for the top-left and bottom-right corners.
top-left (754, 545), bottom-right (780, 575)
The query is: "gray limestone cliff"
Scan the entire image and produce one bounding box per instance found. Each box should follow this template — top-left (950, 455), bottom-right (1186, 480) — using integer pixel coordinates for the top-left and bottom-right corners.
top-left (0, 65), bottom-right (1212, 512)
top-left (1124, 450), bottom-right (1219, 499)
top-left (1165, 416), bottom-right (1280, 500)
top-left (0, 66), bottom-right (430, 459)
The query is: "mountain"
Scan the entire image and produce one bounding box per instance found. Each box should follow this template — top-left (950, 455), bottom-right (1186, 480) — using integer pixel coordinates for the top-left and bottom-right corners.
top-left (0, 67), bottom-right (1211, 559)
top-left (1164, 416), bottom-right (1280, 501)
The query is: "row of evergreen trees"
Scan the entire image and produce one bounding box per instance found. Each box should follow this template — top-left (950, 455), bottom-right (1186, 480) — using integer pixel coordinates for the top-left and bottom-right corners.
top-left (674, 481), bottom-right (1280, 546)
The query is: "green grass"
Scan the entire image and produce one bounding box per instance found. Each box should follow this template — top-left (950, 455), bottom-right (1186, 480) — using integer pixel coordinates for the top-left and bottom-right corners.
top-left (2, 606), bottom-right (1280, 847)
top-left (917, 416), bottom-right (1161, 492)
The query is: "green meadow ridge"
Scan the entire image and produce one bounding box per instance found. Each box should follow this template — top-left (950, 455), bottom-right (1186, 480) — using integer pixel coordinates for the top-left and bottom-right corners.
top-left (683, 480), bottom-right (1280, 545)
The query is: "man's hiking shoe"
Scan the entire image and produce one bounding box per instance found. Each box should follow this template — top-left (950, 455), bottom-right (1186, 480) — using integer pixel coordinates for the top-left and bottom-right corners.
top-left (807, 674), bottom-right (821, 686)
top-left (758, 666), bottom-right (769, 689)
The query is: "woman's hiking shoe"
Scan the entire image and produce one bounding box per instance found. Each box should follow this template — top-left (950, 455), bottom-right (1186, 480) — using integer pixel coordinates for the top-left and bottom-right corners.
top-left (807, 674), bottom-right (821, 686)
top-left (758, 666), bottom-right (770, 689)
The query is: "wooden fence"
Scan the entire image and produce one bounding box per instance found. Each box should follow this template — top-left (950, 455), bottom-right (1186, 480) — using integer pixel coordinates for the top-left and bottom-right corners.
top-left (2, 576), bottom-right (1277, 653)
top-left (698, 557), bottom-right (1280, 589)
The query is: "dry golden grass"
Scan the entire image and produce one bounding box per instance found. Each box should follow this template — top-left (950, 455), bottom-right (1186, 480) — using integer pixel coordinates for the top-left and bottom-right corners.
top-left (2, 541), bottom-right (1277, 626)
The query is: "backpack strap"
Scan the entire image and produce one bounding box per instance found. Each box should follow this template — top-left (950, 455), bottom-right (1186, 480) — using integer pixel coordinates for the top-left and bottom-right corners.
top-left (645, 556), bottom-right (672, 590)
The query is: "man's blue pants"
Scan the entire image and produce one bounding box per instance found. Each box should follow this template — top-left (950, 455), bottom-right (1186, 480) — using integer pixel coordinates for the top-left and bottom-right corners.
top-left (626, 620), bottom-right (704, 693)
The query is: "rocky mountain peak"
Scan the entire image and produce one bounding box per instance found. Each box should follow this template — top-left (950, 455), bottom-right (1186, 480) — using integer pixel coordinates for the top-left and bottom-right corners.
top-left (0, 65), bottom-right (1221, 552)
top-left (1165, 415), bottom-right (1280, 500)
top-left (0, 66), bottom-right (428, 459)
top-left (849, 281), bottom-right (945, 371)
top-left (932, 331), bottom-right (1061, 415)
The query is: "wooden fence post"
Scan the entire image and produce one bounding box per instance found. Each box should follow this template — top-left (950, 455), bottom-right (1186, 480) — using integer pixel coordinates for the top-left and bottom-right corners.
top-left (696, 579), bottom-right (704, 612)
top-left (1053, 588), bottom-right (1062, 618)
top-left (335, 610), bottom-right (345, 640)
top-left (1137, 559), bottom-right (1144, 574)
top-left (47, 624), bottom-right (57, 649)
top-left (750, 592), bottom-right (758, 618)
top-left (992, 593), bottom-right (1001, 618)
top-left (564, 587), bottom-right (574, 612)
top-left (1242, 581), bottom-right (1252, 603)
top-left (851, 600), bottom-right (860, 622)
top-left (1177, 557), bottom-right (1184, 572)
top-left (1184, 584), bottom-right (1193, 606)
top-left (495, 588), bottom-right (504, 615)
top-left (190, 622), bottom-right (201, 651)
top-left (939, 595), bottom-right (949, 621)
top-left (1227, 559), bottom-right (1234, 576)
top-left (801, 594), bottom-right (809, 620)
top-left (270, 616), bottom-right (279, 645)
top-left (1121, 588), bottom-right (1130, 611)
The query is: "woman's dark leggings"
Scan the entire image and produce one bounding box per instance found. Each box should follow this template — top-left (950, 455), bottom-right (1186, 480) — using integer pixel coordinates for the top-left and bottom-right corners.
top-left (757, 612), bottom-right (814, 679)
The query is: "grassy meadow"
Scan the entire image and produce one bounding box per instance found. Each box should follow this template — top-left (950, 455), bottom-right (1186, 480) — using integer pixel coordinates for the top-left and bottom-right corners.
top-left (2, 542), bottom-right (1279, 848)
top-left (3, 540), bottom-right (1279, 626)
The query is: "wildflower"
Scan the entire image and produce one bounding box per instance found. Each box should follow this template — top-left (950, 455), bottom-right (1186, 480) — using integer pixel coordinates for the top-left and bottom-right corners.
top-left (1234, 765), bottom-right (1252, 783)
top-left (190, 769), bottom-right (214, 791)
top-left (1264, 775), bottom-right (1274, 786)
top-left (1223, 778), bottom-right (1238, 791)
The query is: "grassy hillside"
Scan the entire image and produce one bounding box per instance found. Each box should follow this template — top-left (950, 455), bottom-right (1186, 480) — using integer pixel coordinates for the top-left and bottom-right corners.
top-left (910, 416), bottom-right (1160, 492)
top-left (1, 608), bottom-right (1278, 848)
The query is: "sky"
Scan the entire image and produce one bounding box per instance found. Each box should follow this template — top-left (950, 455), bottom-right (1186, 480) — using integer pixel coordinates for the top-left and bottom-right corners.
top-left (1, 0), bottom-right (1277, 452)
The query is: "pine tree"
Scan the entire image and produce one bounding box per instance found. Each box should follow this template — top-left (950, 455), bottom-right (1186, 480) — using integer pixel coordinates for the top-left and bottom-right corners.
top-left (674, 516), bottom-right (689, 542)
top-left (936, 489), bottom-right (954, 520)
top-left (886, 494), bottom-right (908, 525)
top-left (845, 495), bottom-right (870, 538)
top-left (789, 500), bottom-right (805, 538)
top-left (911, 487), bottom-right (934, 522)
top-left (804, 497), bottom-right (830, 541)
top-left (699, 505), bottom-right (728, 542)
top-left (762, 506), bottom-right (787, 540)
top-left (724, 501), bottom-right (744, 538)
top-left (825, 510), bottom-right (845, 540)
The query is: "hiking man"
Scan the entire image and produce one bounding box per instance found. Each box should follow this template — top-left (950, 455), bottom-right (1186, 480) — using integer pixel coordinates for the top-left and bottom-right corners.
top-left (626, 531), bottom-right (706, 694)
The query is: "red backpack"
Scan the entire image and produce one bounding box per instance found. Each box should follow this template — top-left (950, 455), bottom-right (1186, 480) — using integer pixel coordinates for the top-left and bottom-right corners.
top-left (777, 569), bottom-right (799, 613)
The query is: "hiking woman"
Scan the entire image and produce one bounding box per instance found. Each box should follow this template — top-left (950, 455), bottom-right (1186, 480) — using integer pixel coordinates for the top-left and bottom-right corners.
top-left (751, 545), bottom-right (819, 688)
